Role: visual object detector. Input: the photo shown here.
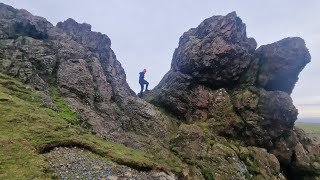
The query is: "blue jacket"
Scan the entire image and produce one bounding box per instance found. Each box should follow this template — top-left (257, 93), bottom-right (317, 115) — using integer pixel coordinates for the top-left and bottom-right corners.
top-left (139, 72), bottom-right (145, 83)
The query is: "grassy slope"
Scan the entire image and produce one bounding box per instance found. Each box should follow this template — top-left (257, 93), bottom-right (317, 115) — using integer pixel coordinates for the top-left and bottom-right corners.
top-left (295, 122), bottom-right (320, 134)
top-left (0, 73), bottom-right (181, 179)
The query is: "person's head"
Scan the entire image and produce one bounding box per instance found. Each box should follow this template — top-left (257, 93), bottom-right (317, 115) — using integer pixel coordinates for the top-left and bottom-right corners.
top-left (143, 68), bottom-right (147, 73)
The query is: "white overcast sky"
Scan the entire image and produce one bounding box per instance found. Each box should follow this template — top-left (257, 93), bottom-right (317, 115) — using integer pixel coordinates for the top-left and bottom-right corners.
top-left (1, 0), bottom-right (319, 120)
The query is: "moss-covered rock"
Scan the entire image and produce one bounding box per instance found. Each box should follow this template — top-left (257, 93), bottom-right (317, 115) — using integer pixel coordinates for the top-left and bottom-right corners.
top-left (170, 123), bottom-right (286, 179)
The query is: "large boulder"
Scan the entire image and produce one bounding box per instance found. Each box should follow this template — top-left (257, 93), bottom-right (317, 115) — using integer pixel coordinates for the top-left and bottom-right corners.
top-left (146, 12), bottom-right (257, 122)
top-left (171, 12), bottom-right (257, 88)
top-left (256, 37), bottom-right (311, 94)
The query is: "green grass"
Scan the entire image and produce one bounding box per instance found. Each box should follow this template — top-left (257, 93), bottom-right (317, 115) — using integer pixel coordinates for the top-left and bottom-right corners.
top-left (295, 122), bottom-right (320, 134)
top-left (0, 73), bottom-right (182, 179)
top-left (49, 86), bottom-right (78, 124)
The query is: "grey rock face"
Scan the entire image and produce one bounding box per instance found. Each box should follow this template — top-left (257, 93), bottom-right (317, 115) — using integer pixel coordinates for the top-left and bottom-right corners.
top-left (0, 3), bottom-right (172, 152)
top-left (57, 59), bottom-right (95, 105)
top-left (57, 18), bottom-right (111, 51)
top-left (0, 3), bottom-right (52, 40)
top-left (56, 18), bottom-right (134, 99)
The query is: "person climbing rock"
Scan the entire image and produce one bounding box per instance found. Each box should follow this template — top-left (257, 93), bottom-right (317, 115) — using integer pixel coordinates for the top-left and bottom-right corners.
top-left (139, 68), bottom-right (149, 97)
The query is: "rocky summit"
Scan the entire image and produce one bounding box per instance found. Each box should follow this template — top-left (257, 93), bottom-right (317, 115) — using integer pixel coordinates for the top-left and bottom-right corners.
top-left (0, 2), bottom-right (319, 180)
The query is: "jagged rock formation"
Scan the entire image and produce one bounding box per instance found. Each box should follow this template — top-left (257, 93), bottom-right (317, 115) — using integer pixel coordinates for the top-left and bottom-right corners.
top-left (0, 3), bottom-right (175, 153)
top-left (0, 3), bottom-right (319, 179)
top-left (145, 12), bottom-right (319, 179)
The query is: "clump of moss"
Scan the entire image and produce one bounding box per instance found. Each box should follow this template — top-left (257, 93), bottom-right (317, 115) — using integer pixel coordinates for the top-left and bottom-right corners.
top-left (201, 168), bottom-right (214, 180)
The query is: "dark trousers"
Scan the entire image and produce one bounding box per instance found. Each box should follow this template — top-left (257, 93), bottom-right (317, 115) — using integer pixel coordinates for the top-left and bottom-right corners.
top-left (139, 80), bottom-right (149, 97)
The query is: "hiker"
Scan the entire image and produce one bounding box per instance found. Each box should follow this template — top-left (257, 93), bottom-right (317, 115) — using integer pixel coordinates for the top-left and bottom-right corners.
top-left (139, 68), bottom-right (149, 97)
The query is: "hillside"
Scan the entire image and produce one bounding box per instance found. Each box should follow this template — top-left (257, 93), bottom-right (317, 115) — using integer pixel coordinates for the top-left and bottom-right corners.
top-left (0, 3), bottom-right (319, 179)
top-left (0, 72), bottom-right (181, 179)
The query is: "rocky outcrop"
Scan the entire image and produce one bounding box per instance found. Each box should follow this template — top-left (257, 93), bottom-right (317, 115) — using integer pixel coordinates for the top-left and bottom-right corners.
top-left (146, 12), bottom-right (319, 179)
top-left (0, 3), bottom-right (175, 153)
top-left (148, 13), bottom-right (258, 122)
